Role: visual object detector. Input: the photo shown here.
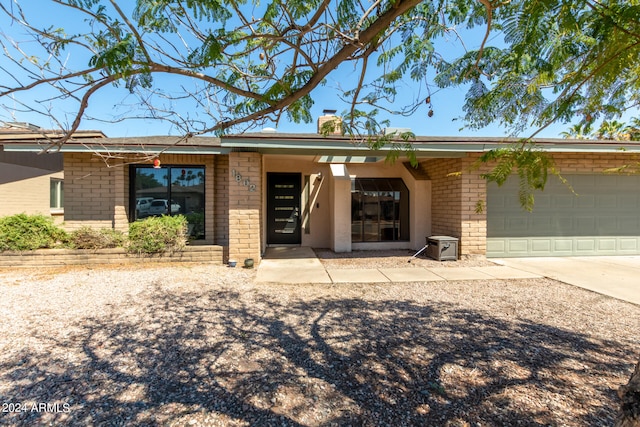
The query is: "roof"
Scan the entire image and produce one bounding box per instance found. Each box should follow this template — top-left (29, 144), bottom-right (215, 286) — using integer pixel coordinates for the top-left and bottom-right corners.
top-left (0, 126), bottom-right (106, 142)
top-left (2, 131), bottom-right (639, 157)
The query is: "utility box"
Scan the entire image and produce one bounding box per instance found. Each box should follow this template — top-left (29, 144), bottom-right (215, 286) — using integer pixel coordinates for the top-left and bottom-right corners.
top-left (426, 236), bottom-right (459, 261)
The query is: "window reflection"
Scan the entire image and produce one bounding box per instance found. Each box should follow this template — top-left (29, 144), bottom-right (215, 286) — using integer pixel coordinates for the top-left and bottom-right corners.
top-left (132, 166), bottom-right (205, 240)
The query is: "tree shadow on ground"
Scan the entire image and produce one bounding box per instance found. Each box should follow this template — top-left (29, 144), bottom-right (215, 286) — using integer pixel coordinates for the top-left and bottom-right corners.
top-left (0, 285), bottom-right (635, 426)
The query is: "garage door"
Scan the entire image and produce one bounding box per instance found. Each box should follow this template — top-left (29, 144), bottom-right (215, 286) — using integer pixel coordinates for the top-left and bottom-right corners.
top-left (487, 174), bottom-right (640, 257)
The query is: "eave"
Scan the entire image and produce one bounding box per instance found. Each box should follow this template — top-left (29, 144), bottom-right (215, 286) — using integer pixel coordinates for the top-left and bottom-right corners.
top-left (2, 133), bottom-right (639, 157)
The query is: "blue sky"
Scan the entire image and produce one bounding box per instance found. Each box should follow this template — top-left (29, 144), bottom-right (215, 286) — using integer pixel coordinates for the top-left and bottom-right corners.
top-left (0, 1), bottom-right (636, 139)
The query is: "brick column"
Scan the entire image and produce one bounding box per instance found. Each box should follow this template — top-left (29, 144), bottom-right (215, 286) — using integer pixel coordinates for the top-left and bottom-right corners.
top-left (214, 155), bottom-right (229, 246)
top-left (460, 156), bottom-right (487, 256)
top-left (113, 160), bottom-right (129, 233)
top-left (228, 152), bottom-right (262, 263)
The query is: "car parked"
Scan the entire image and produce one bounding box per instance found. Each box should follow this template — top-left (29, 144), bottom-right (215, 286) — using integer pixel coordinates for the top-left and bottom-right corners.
top-left (135, 197), bottom-right (154, 217)
top-left (148, 199), bottom-right (181, 216)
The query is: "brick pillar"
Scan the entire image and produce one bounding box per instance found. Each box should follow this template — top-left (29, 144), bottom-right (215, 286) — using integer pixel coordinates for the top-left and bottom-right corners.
top-left (214, 155), bottom-right (229, 246)
top-left (460, 156), bottom-right (487, 256)
top-left (113, 160), bottom-right (129, 233)
top-left (228, 152), bottom-right (262, 263)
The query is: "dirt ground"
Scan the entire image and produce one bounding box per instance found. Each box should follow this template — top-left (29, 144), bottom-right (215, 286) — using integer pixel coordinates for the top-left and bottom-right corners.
top-left (0, 259), bottom-right (638, 426)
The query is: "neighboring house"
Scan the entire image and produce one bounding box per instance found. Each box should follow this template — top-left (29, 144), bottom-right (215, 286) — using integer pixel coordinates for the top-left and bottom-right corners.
top-left (2, 113), bottom-right (640, 263)
top-left (0, 122), bottom-right (105, 222)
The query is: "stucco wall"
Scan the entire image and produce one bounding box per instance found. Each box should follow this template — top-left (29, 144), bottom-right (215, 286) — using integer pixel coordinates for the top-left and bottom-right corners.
top-left (0, 162), bottom-right (63, 221)
top-left (263, 156), bottom-right (431, 251)
top-left (348, 162), bottom-right (431, 251)
top-left (263, 155), bottom-right (331, 249)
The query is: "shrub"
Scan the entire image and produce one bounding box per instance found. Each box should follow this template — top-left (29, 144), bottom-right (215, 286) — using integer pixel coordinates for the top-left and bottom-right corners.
top-left (128, 215), bottom-right (188, 254)
top-left (69, 227), bottom-right (126, 249)
top-left (0, 214), bottom-right (68, 251)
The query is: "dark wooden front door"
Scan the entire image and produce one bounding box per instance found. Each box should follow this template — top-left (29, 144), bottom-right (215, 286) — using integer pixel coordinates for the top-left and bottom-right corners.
top-left (267, 173), bottom-right (301, 245)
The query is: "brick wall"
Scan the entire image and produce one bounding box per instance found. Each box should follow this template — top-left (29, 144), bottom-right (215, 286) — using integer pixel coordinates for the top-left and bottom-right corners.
top-left (64, 153), bottom-right (116, 231)
top-left (460, 156), bottom-right (487, 255)
top-left (113, 164), bottom-right (128, 233)
top-left (0, 245), bottom-right (224, 268)
top-left (424, 151), bottom-right (638, 257)
top-left (228, 152), bottom-right (262, 263)
top-left (551, 152), bottom-right (636, 172)
top-left (214, 155), bottom-right (229, 246)
top-left (422, 157), bottom-right (486, 256)
top-left (63, 153), bottom-right (217, 241)
top-left (423, 157), bottom-right (462, 237)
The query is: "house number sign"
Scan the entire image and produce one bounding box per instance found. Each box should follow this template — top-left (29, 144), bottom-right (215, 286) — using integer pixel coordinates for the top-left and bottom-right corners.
top-left (231, 169), bottom-right (257, 192)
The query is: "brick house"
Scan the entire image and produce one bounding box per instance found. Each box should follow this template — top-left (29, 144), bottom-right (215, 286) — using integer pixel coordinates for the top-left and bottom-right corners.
top-left (0, 123), bottom-right (105, 222)
top-left (3, 115), bottom-right (640, 262)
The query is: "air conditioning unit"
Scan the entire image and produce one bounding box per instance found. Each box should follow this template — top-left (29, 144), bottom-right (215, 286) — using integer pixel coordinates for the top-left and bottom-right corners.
top-left (426, 236), bottom-right (459, 261)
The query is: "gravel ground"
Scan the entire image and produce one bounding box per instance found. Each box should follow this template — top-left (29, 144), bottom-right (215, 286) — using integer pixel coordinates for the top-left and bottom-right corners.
top-left (0, 258), bottom-right (638, 426)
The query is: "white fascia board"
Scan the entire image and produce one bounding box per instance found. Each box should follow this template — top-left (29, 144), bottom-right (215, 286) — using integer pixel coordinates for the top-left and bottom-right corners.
top-left (479, 143), bottom-right (640, 153)
top-left (224, 138), bottom-right (640, 154)
top-left (3, 144), bottom-right (231, 154)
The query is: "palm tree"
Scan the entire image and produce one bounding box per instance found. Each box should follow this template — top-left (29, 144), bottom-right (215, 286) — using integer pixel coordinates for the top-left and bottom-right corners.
top-left (624, 118), bottom-right (640, 141)
top-left (560, 123), bottom-right (593, 139)
top-left (596, 120), bottom-right (629, 140)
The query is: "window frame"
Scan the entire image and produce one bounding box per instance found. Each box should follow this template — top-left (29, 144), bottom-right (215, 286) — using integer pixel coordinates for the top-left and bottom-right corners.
top-left (351, 177), bottom-right (409, 243)
top-left (50, 178), bottom-right (64, 213)
top-left (129, 164), bottom-right (206, 240)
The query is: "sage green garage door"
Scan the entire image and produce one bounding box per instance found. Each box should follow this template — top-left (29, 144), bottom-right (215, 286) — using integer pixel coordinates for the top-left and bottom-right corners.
top-left (487, 174), bottom-right (640, 257)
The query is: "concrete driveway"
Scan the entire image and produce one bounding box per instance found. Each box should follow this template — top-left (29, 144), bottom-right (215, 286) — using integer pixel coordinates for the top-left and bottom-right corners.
top-left (493, 256), bottom-right (640, 305)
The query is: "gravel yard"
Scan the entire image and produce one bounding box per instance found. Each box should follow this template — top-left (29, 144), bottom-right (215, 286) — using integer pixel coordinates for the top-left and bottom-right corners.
top-left (0, 256), bottom-right (638, 426)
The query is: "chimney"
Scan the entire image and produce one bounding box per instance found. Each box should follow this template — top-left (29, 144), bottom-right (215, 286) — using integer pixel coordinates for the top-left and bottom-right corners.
top-left (317, 109), bottom-right (342, 135)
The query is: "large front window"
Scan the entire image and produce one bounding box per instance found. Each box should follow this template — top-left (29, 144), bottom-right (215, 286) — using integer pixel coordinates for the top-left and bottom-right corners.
top-left (351, 178), bottom-right (409, 242)
top-left (131, 165), bottom-right (205, 240)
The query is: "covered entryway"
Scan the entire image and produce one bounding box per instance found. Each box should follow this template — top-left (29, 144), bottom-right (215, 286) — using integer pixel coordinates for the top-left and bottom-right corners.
top-left (267, 172), bottom-right (302, 245)
top-left (487, 174), bottom-right (640, 257)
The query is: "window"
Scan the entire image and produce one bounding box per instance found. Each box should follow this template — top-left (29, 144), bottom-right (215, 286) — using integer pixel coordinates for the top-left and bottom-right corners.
top-left (130, 165), bottom-right (205, 240)
top-left (351, 178), bottom-right (409, 242)
top-left (50, 178), bottom-right (63, 210)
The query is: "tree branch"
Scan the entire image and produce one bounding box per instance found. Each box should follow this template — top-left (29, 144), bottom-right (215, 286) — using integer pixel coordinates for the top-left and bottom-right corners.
top-left (209, 0), bottom-right (423, 132)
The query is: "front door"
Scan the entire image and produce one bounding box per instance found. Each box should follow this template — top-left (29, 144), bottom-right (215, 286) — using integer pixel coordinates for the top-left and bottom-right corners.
top-left (267, 173), bottom-right (302, 245)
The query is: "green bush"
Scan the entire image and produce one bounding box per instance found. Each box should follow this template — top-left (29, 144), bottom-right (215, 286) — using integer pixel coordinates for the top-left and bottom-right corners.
top-left (69, 227), bottom-right (126, 249)
top-left (0, 214), bottom-right (68, 251)
top-left (128, 215), bottom-right (188, 254)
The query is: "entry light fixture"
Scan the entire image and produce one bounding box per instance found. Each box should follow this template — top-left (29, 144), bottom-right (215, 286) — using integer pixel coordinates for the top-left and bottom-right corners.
top-left (316, 172), bottom-right (323, 183)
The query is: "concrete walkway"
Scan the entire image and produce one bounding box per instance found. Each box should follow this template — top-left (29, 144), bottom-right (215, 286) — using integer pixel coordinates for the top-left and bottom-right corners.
top-left (256, 247), bottom-right (542, 285)
top-left (494, 256), bottom-right (640, 306)
top-left (257, 248), bottom-right (640, 306)
top-left (256, 247), bottom-right (332, 284)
